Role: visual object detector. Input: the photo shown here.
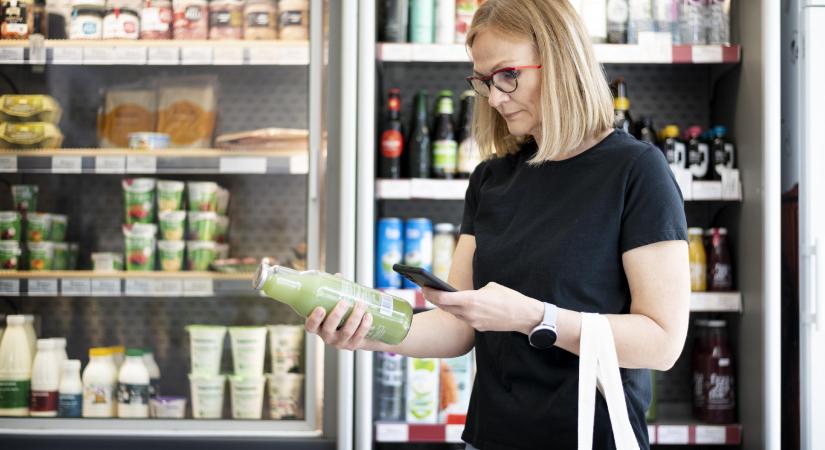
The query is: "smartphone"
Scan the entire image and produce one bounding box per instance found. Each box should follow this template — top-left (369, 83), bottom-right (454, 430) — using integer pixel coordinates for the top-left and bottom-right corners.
top-left (392, 264), bottom-right (458, 292)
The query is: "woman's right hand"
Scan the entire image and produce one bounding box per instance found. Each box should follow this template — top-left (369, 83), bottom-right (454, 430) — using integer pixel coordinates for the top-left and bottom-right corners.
top-left (305, 299), bottom-right (373, 351)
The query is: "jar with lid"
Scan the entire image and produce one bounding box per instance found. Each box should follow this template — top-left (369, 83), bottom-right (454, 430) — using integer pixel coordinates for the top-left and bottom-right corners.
top-left (277, 0), bottom-right (307, 41)
top-left (703, 320), bottom-right (736, 424)
top-left (432, 223), bottom-right (456, 281)
top-left (140, 0), bottom-right (171, 39)
top-left (707, 227), bottom-right (733, 291)
top-left (688, 227), bottom-right (706, 292)
top-left (102, 1), bottom-right (140, 39)
top-left (69, 0), bottom-right (104, 39)
top-left (243, 0), bottom-right (275, 40)
top-left (208, 0), bottom-right (243, 40)
top-left (1, 0), bottom-right (33, 39)
top-left (172, 0), bottom-right (207, 39)
top-left (691, 319), bottom-right (709, 419)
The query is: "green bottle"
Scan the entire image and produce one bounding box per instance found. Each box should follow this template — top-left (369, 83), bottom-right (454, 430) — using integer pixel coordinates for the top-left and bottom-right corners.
top-left (254, 263), bottom-right (413, 345)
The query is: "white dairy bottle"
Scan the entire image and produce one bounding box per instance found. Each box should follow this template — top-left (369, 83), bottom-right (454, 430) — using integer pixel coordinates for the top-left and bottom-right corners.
top-left (0, 315), bottom-right (33, 416)
top-left (142, 349), bottom-right (161, 398)
top-left (22, 315), bottom-right (37, 362)
top-left (58, 360), bottom-right (83, 418)
top-left (30, 339), bottom-right (59, 417)
top-left (82, 347), bottom-right (116, 418)
top-left (117, 348), bottom-right (150, 418)
top-left (52, 337), bottom-right (68, 385)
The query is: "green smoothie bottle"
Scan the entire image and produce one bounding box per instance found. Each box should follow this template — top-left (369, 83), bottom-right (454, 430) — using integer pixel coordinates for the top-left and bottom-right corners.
top-left (253, 262), bottom-right (413, 345)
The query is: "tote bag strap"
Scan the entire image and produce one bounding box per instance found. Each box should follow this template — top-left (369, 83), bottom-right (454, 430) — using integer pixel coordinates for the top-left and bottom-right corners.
top-left (578, 313), bottom-right (641, 450)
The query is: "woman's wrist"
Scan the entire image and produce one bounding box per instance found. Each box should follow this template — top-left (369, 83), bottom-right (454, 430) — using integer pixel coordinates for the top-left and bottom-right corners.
top-left (518, 296), bottom-right (546, 335)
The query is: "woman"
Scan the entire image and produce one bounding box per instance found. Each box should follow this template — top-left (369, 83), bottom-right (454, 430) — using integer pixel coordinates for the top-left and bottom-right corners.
top-left (306, 1), bottom-right (690, 449)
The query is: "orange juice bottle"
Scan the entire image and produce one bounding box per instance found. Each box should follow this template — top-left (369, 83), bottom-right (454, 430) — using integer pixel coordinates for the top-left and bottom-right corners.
top-left (688, 228), bottom-right (707, 292)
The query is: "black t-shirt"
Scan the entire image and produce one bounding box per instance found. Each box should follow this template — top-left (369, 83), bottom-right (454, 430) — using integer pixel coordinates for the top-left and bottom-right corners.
top-left (460, 130), bottom-right (688, 450)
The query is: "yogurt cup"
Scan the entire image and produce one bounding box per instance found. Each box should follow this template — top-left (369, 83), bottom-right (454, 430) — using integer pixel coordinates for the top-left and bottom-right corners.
top-left (123, 178), bottom-right (157, 225)
top-left (189, 374), bottom-right (226, 419)
top-left (0, 241), bottom-right (21, 270)
top-left (27, 241), bottom-right (54, 271)
top-left (187, 211), bottom-right (217, 241)
top-left (267, 373), bottom-right (304, 420)
top-left (229, 375), bottom-right (265, 420)
top-left (11, 185), bottom-right (38, 213)
top-left (267, 325), bottom-right (304, 374)
top-left (186, 325), bottom-right (226, 375)
top-left (216, 187), bottom-right (230, 215)
top-left (187, 182), bottom-right (219, 212)
top-left (0, 211), bottom-right (21, 241)
top-left (49, 214), bottom-right (68, 242)
top-left (92, 252), bottom-right (123, 271)
top-left (123, 223), bottom-right (157, 271)
top-left (150, 396), bottom-right (187, 418)
top-left (215, 216), bottom-right (230, 244)
top-left (157, 180), bottom-right (185, 212)
top-left (52, 242), bottom-right (70, 270)
top-left (215, 243), bottom-right (230, 260)
top-left (158, 240), bottom-right (185, 271)
top-left (26, 213), bottom-right (51, 242)
top-left (158, 210), bottom-right (186, 241)
top-left (229, 326), bottom-right (267, 376)
top-left (129, 132), bottom-right (170, 150)
top-left (187, 241), bottom-right (216, 271)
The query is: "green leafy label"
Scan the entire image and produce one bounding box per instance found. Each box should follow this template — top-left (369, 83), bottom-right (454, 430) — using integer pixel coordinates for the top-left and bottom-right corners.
top-left (0, 379), bottom-right (30, 409)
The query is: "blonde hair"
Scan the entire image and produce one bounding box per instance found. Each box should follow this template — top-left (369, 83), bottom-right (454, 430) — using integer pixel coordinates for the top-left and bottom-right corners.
top-left (466, 0), bottom-right (614, 164)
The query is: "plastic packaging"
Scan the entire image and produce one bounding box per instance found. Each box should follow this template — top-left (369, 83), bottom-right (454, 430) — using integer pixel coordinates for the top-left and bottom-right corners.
top-left (209, 0), bottom-right (243, 39)
top-left (0, 95), bottom-right (62, 124)
top-left (102, 6), bottom-right (139, 39)
top-left (11, 185), bottom-right (38, 213)
top-left (49, 214), bottom-right (67, 242)
top-left (243, 0), bottom-right (276, 40)
top-left (0, 122), bottom-right (64, 149)
top-left (0, 241), bottom-right (21, 270)
top-left (92, 252), bottom-right (123, 271)
top-left (30, 339), bottom-right (59, 417)
top-left (123, 223), bottom-right (157, 271)
top-left (189, 374), bottom-right (225, 419)
top-left (158, 210), bottom-right (186, 240)
top-left (172, 0), bottom-right (207, 39)
top-left (187, 211), bottom-right (217, 241)
top-left (82, 347), bottom-right (116, 418)
top-left (229, 326), bottom-right (267, 376)
top-left (267, 372), bottom-right (304, 419)
top-left (58, 359), bottom-right (83, 418)
top-left (267, 324), bottom-right (303, 374)
top-left (187, 181), bottom-right (219, 212)
top-left (142, 349), bottom-right (161, 398)
top-left (123, 178), bottom-right (157, 225)
top-left (186, 325), bottom-right (226, 375)
top-left (70, 1), bottom-right (104, 39)
top-left (0, 315), bottom-right (32, 416)
top-left (150, 396), bottom-right (186, 418)
top-left (157, 181), bottom-right (185, 212)
top-left (229, 375), bottom-right (265, 419)
top-left (140, 0), bottom-right (172, 39)
top-left (186, 240), bottom-right (216, 271)
top-left (117, 348), bottom-right (150, 418)
top-left (28, 241), bottom-right (55, 271)
top-left (0, 211), bottom-right (21, 241)
top-left (277, 0), bottom-right (308, 40)
top-left (158, 240), bottom-right (185, 271)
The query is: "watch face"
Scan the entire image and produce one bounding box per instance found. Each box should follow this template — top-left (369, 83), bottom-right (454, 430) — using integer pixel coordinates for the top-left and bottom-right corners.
top-left (529, 327), bottom-right (557, 349)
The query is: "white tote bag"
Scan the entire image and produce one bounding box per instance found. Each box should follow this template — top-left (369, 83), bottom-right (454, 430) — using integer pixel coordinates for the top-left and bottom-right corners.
top-left (578, 313), bottom-right (641, 450)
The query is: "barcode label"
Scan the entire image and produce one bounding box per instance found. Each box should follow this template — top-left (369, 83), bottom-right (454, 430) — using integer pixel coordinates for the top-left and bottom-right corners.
top-left (0, 279), bottom-right (20, 296)
top-left (0, 155), bottom-right (17, 172)
top-left (379, 293), bottom-right (393, 317)
top-left (61, 278), bottom-right (91, 296)
top-left (29, 279), bottom-right (58, 296)
top-left (52, 156), bottom-right (82, 173)
top-left (95, 156), bottom-right (126, 173)
top-left (91, 278), bottom-right (121, 296)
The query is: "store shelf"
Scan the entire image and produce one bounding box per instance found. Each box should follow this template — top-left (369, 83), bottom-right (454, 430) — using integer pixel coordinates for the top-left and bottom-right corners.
top-left (373, 421), bottom-right (742, 445)
top-left (383, 288), bottom-right (742, 313)
top-left (377, 42), bottom-right (740, 65)
top-left (0, 39), bottom-right (309, 66)
top-left (0, 148), bottom-right (308, 175)
top-left (0, 271), bottom-right (255, 297)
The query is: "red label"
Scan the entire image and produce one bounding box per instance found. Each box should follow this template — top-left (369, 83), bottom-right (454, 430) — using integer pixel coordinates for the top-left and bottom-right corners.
top-left (30, 390), bottom-right (58, 412)
top-left (381, 130), bottom-right (403, 158)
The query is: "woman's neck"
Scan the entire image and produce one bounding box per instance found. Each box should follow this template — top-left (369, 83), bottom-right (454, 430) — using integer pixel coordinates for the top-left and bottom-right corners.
top-left (532, 128), bottom-right (614, 161)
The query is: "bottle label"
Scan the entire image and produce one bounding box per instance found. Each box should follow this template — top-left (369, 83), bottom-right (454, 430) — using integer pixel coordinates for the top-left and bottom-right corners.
top-left (379, 354), bottom-right (405, 387)
top-left (433, 140), bottom-right (458, 173)
top-left (58, 393), bottom-right (82, 417)
top-left (117, 383), bottom-right (149, 406)
top-left (706, 373), bottom-right (734, 409)
top-left (0, 379), bottom-right (30, 409)
top-left (693, 371), bottom-right (704, 406)
top-left (690, 263), bottom-right (705, 290)
top-left (149, 378), bottom-right (160, 398)
top-left (381, 130), bottom-right (404, 158)
top-left (83, 383), bottom-right (113, 415)
top-left (279, 10), bottom-right (304, 27)
top-left (711, 263), bottom-right (732, 290)
top-left (457, 137), bottom-right (480, 174)
top-left (30, 389), bottom-right (58, 412)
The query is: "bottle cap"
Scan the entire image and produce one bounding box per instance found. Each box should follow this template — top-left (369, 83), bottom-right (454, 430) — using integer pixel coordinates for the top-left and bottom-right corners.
top-left (461, 90), bottom-right (475, 99)
top-left (253, 260), bottom-right (274, 290)
top-left (713, 125), bottom-right (727, 137)
top-left (109, 345), bottom-right (125, 354)
top-left (6, 315), bottom-right (25, 326)
top-left (37, 338), bottom-right (56, 350)
top-left (706, 320), bottom-right (727, 327)
top-left (143, 347), bottom-right (154, 355)
top-left (63, 359), bottom-right (81, 371)
top-left (686, 126), bottom-right (703, 139)
top-left (89, 347), bottom-right (111, 357)
top-left (688, 227), bottom-right (704, 235)
top-left (435, 223), bottom-right (455, 234)
top-left (438, 90), bottom-right (453, 97)
top-left (661, 125), bottom-right (680, 139)
top-left (53, 337), bottom-right (67, 349)
top-left (126, 348), bottom-right (144, 357)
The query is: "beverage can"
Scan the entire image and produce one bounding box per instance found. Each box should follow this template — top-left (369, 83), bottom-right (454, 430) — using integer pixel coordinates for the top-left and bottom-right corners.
top-left (376, 218), bottom-right (404, 289)
top-left (403, 218), bottom-right (433, 289)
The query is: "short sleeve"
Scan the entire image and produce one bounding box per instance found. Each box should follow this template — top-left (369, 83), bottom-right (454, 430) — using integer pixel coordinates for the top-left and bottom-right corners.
top-left (620, 147), bottom-right (688, 253)
top-left (460, 161), bottom-right (487, 236)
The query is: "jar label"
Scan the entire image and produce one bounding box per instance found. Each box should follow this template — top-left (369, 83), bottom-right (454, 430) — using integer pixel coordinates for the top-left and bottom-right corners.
top-left (30, 389), bottom-right (58, 412)
top-left (433, 140), bottom-right (458, 172)
top-left (279, 10), bottom-right (304, 27)
top-left (58, 393), bottom-right (82, 417)
top-left (117, 383), bottom-right (149, 405)
top-left (0, 379), bottom-right (30, 409)
top-left (247, 11), bottom-right (272, 28)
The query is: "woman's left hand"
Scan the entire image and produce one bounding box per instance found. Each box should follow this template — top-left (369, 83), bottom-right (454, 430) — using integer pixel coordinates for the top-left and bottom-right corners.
top-left (422, 282), bottom-right (543, 334)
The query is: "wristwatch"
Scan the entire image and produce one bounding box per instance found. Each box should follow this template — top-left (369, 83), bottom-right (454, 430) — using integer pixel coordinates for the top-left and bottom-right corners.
top-left (528, 302), bottom-right (558, 349)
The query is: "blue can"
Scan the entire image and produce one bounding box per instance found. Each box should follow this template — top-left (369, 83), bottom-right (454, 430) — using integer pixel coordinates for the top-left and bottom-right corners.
top-left (376, 218), bottom-right (404, 288)
top-left (403, 218), bottom-right (433, 289)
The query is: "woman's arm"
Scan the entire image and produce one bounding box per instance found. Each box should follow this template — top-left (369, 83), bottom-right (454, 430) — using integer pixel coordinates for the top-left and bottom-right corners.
top-left (305, 235), bottom-right (478, 359)
top-left (424, 240), bottom-right (690, 371)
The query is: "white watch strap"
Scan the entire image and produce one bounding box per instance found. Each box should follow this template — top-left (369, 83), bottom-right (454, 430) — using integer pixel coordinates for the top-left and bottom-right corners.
top-left (542, 302), bottom-right (558, 328)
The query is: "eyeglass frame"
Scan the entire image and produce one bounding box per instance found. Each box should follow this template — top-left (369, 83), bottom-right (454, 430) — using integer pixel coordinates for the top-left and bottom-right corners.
top-left (465, 65), bottom-right (543, 97)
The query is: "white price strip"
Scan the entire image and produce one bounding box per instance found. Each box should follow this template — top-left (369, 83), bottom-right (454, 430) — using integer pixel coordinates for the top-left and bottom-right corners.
top-left (692, 45), bottom-right (724, 63)
top-left (0, 155), bottom-right (17, 172)
top-left (656, 425), bottom-right (689, 444)
top-left (91, 278), bottom-right (121, 296)
top-left (95, 156), bottom-right (126, 173)
top-left (0, 47), bottom-right (24, 63)
top-left (375, 423), bottom-right (408, 442)
top-left (693, 181), bottom-right (723, 201)
top-left (61, 278), bottom-right (91, 296)
top-left (125, 278), bottom-right (155, 296)
top-left (181, 47), bottom-right (213, 65)
top-left (274, 45), bottom-right (309, 65)
top-left (52, 156), bottom-right (83, 173)
top-left (213, 46), bottom-right (244, 65)
top-left (445, 424), bottom-right (465, 443)
top-left (248, 46), bottom-right (279, 64)
top-left (127, 155), bottom-right (157, 174)
top-left (219, 157), bottom-right (267, 173)
top-left (0, 279), bottom-right (20, 296)
top-left (113, 46), bottom-right (147, 65)
top-left (695, 425), bottom-right (727, 444)
top-left (184, 278), bottom-right (214, 297)
top-left (147, 46), bottom-right (179, 65)
top-left (83, 47), bottom-right (116, 64)
top-left (289, 154), bottom-right (309, 174)
top-left (648, 426), bottom-right (657, 444)
top-left (28, 279), bottom-right (59, 297)
top-left (52, 47), bottom-right (83, 64)
top-left (154, 278), bottom-right (183, 297)
top-left (721, 168), bottom-right (742, 200)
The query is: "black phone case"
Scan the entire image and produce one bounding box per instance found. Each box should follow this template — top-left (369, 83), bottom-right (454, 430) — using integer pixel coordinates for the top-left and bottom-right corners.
top-left (392, 264), bottom-right (458, 292)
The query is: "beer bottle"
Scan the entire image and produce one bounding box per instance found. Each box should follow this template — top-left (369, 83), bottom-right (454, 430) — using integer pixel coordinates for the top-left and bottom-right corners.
top-left (431, 90), bottom-right (457, 179)
top-left (611, 78), bottom-right (633, 133)
top-left (379, 88), bottom-right (404, 179)
top-left (456, 90), bottom-right (480, 178)
top-left (407, 90), bottom-right (431, 178)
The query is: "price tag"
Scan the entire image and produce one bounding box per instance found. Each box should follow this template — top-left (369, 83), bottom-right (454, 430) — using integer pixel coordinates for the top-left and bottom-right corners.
top-left (184, 278), bottom-right (214, 297)
top-left (213, 46), bottom-right (244, 65)
top-left (28, 279), bottom-right (59, 297)
top-left (127, 155), bottom-right (157, 174)
top-left (61, 278), bottom-right (91, 296)
top-left (695, 425), bottom-right (727, 444)
top-left (148, 46), bottom-right (179, 65)
top-left (375, 179), bottom-right (411, 199)
top-left (375, 423), bottom-right (408, 442)
top-left (693, 181), bottom-right (723, 201)
top-left (91, 278), bottom-right (121, 296)
top-left (377, 43), bottom-right (412, 62)
top-left (125, 278), bottom-right (155, 296)
top-left (721, 168), bottom-right (742, 200)
top-left (52, 156), bottom-right (83, 173)
top-left (181, 47), bottom-right (213, 65)
top-left (154, 278), bottom-right (183, 297)
top-left (274, 45), bottom-right (309, 65)
top-left (692, 45), bottom-right (724, 63)
top-left (648, 426), bottom-right (657, 444)
top-left (0, 47), bottom-right (24, 63)
top-left (95, 156), bottom-right (126, 173)
top-left (670, 166), bottom-right (694, 201)
top-left (0, 155), bottom-right (17, 172)
top-left (219, 157), bottom-right (267, 173)
top-left (445, 424), bottom-right (465, 443)
top-left (289, 154), bottom-right (309, 174)
top-left (248, 46), bottom-right (279, 65)
top-left (83, 47), bottom-right (116, 65)
top-left (113, 46), bottom-right (147, 65)
top-left (656, 425), bottom-right (689, 444)
top-left (0, 279), bottom-right (20, 296)
top-left (52, 47), bottom-right (83, 65)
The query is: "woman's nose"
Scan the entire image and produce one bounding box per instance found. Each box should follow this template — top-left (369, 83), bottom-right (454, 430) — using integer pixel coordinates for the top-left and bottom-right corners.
top-left (487, 86), bottom-right (509, 109)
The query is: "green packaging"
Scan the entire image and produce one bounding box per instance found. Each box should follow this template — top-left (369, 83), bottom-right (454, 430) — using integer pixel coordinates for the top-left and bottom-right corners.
top-left (49, 214), bottom-right (68, 242)
top-left (27, 241), bottom-right (54, 271)
top-left (0, 211), bottom-right (21, 241)
top-left (68, 243), bottom-right (79, 270)
top-left (124, 224), bottom-right (157, 271)
top-left (216, 188), bottom-right (230, 216)
top-left (0, 241), bottom-right (21, 270)
top-left (157, 180), bottom-right (185, 212)
top-left (187, 182), bottom-right (219, 212)
top-left (187, 241), bottom-right (216, 271)
top-left (26, 213), bottom-right (51, 243)
top-left (92, 252), bottom-right (123, 271)
top-left (215, 216), bottom-right (230, 244)
top-left (158, 240), bottom-right (185, 272)
top-left (187, 212), bottom-right (218, 241)
top-left (123, 178), bottom-right (157, 225)
top-left (159, 210), bottom-right (186, 241)
top-left (52, 242), bottom-right (70, 270)
top-left (11, 185), bottom-right (38, 213)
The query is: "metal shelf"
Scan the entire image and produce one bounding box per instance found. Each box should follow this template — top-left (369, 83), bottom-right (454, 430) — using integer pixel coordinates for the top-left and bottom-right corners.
top-left (0, 148), bottom-right (308, 175)
top-left (0, 39), bottom-right (309, 66)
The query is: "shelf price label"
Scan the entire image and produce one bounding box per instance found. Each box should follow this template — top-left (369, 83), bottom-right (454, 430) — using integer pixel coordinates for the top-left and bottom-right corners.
top-left (0, 47), bottom-right (24, 63)
top-left (113, 46), bottom-right (147, 65)
top-left (274, 46), bottom-right (309, 65)
top-left (0, 155), bottom-right (17, 173)
top-left (52, 156), bottom-right (83, 173)
top-left (52, 47), bottom-right (83, 65)
top-left (95, 156), bottom-right (126, 173)
top-left (0, 279), bottom-right (20, 296)
top-left (219, 157), bottom-right (267, 173)
top-left (125, 278), bottom-right (155, 296)
top-left (83, 47), bottom-right (116, 65)
top-left (656, 425), bottom-right (689, 445)
top-left (375, 424), bottom-right (408, 442)
top-left (127, 155), bottom-right (157, 174)
top-left (154, 278), bottom-right (184, 297)
top-left (181, 47), bottom-right (213, 65)
top-left (248, 46), bottom-right (278, 65)
top-left (695, 426), bottom-right (727, 444)
top-left (61, 278), bottom-right (92, 296)
top-left (213, 47), bottom-right (244, 65)
top-left (28, 279), bottom-right (59, 297)
top-left (184, 278), bottom-right (214, 297)
top-left (148, 46), bottom-right (179, 65)
top-left (91, 278), bottom-right (121, 296)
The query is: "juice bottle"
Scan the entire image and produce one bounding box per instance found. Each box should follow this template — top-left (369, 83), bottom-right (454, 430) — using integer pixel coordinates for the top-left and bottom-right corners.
top-left (0, 315), bottom-right (32, 416)
top-left (30, 338), bottom-right (59, 417)
top-left (688, 228), bottom-right (707, 292)
top-left (254, 263), bottom-right (413, 345)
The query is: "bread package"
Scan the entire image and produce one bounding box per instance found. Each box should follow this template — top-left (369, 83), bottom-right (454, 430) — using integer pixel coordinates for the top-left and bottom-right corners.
top-left (157, 79), bottom-right (217, 148)
top-left (98, 87), bottom-right (157, 148)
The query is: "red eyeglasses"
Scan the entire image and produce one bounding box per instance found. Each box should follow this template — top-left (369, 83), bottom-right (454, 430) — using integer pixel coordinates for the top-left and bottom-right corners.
top-left (465, 65), bottom-right (543, 97)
